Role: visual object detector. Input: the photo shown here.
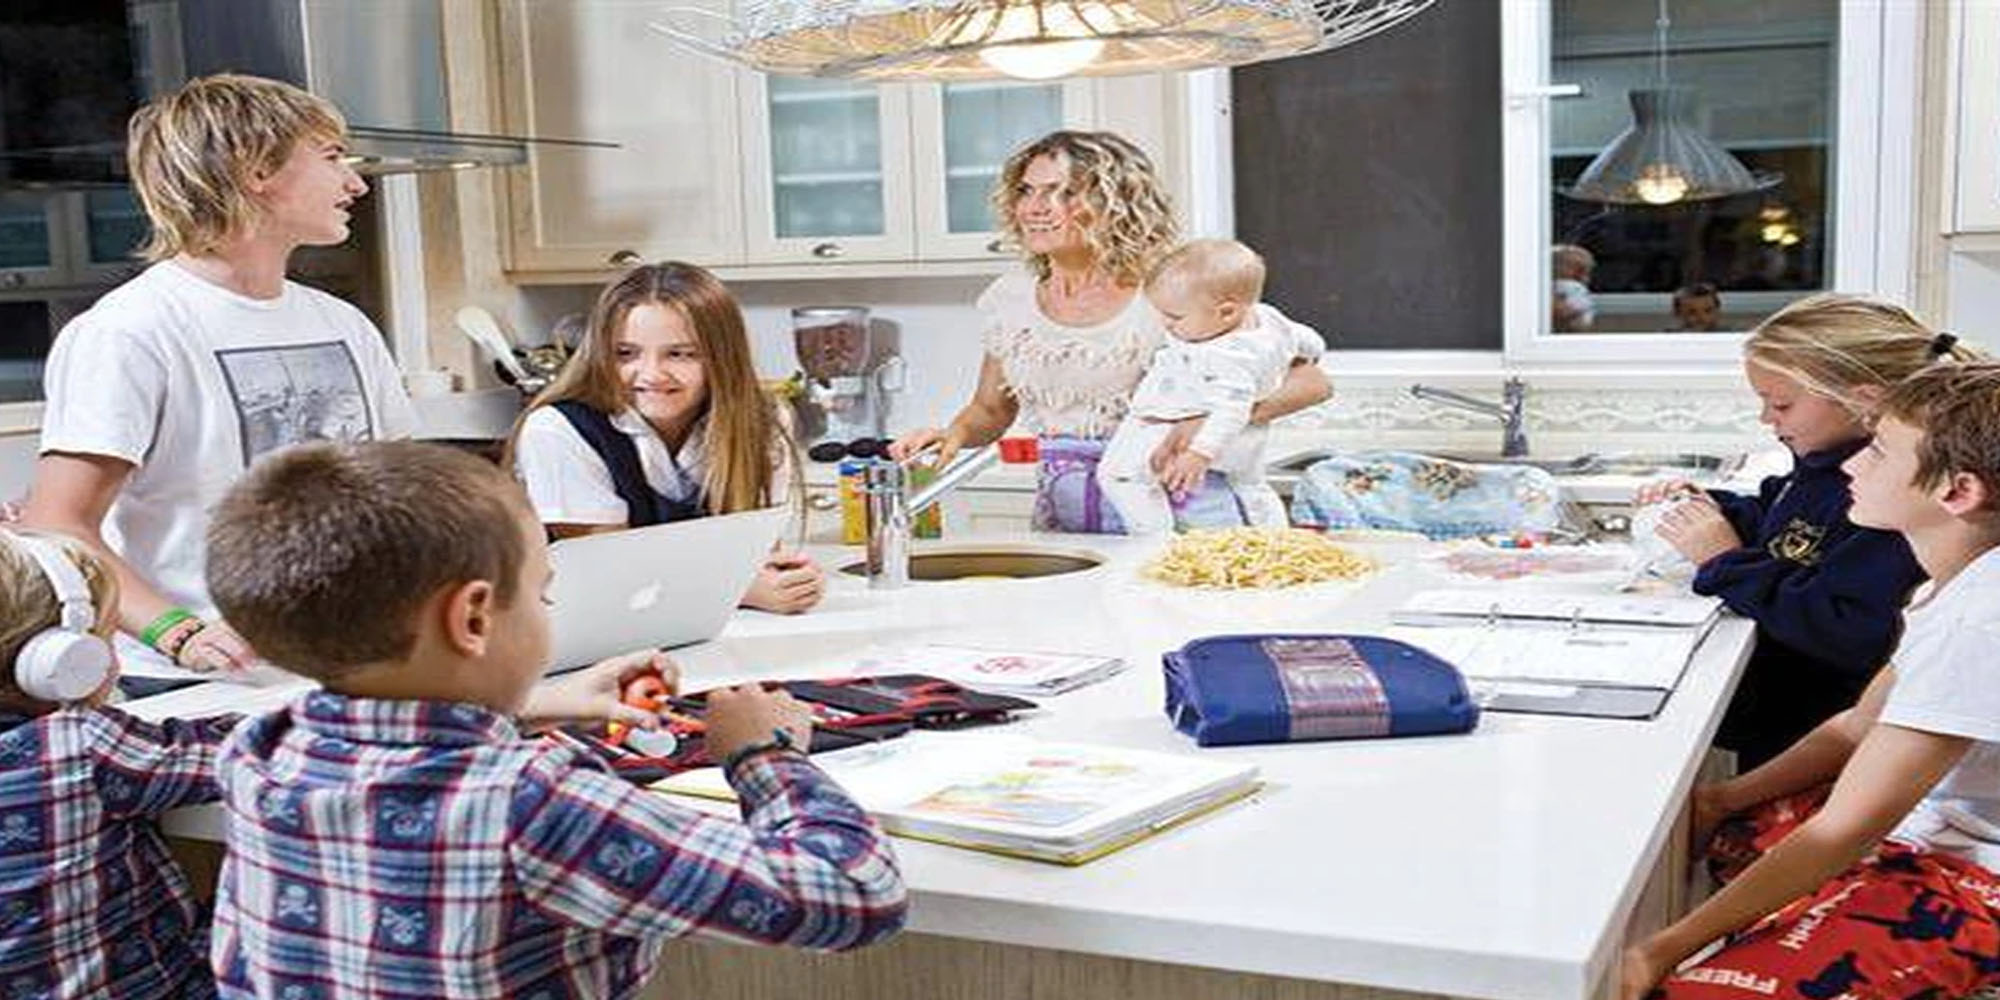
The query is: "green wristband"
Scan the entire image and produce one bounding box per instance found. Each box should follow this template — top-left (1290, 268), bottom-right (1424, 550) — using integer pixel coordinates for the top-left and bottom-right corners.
top-left (140, 607), bottom-right (197, 650)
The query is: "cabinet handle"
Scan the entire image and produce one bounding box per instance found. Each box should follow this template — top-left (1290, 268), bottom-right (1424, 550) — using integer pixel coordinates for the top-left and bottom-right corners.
top-left (810, 242), bottom-right (845, 259)
top-left (608, 250), bottom-right (641, 266)
top-left (985, 238), bottom-right (1006, 254)
top-left (806, 491), bottom-right (839, 511)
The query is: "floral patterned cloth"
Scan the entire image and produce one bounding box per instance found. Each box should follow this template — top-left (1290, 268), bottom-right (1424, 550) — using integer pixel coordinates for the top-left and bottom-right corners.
top-left (1288, 450), bottom-right (1567, 539)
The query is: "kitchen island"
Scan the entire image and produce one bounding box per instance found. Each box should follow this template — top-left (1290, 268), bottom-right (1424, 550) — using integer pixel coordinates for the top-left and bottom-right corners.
top-left (132, 532), bottom-right (1750, 1000)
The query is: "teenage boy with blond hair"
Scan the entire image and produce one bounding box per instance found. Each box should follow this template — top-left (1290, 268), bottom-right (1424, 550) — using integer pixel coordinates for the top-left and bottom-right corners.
top-left (1623, 361), bottom-right (2000, 999)
top-left (203, 441), bottom-right (906, 999)
top-left (23, 74), bottom-right (414, 677)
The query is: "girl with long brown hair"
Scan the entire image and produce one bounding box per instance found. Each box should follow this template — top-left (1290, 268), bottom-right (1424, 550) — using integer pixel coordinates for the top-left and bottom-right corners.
top-left (508, 261), bottom-right (821, 614)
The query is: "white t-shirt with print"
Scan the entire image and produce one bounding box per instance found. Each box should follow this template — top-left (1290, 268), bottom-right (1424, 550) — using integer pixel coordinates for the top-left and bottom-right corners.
top-left (512, 405), bottom-right (794, 526)
top-left (38, 261), bottom-right (416, 627)
top-left (1883, 545), bottom-right (2000, 870)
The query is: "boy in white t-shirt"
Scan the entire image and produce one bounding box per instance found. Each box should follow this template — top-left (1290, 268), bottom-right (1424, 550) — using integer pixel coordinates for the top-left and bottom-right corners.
top-left (1096, 239), bottom-right (1325, 534)
top-left (1622, 360), bottom-right (2000, 1000)
top-left (22, 74), bottom-right (414, 677)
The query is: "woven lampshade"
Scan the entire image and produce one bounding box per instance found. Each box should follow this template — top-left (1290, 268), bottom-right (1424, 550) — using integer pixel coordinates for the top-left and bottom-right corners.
top-left (653, 0), bottom-right (1434, 80)
top-left (1561, 88), bottom-right (1780, 206)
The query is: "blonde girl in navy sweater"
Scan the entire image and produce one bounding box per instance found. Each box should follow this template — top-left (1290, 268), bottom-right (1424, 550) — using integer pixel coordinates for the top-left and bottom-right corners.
top-left (1638, 295), bottom-right (1983, 767)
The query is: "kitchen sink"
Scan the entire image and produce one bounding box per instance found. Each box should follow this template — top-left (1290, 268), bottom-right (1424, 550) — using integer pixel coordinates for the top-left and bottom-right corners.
top-left (837, 544), bottom-right (1105, 581)
top-left (1270, 449), bottom-right (1741, 478)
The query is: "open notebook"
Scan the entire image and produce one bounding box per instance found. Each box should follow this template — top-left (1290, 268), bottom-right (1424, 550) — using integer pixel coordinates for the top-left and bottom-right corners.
top-left (1385, 589), bottom-right (1724, 719)
top-left (653, 731), bottom-right (1259, 865)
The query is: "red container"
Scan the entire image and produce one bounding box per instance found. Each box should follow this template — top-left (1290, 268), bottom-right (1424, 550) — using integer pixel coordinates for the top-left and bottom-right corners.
top-left (997, 436), bottom-right (1039, 463)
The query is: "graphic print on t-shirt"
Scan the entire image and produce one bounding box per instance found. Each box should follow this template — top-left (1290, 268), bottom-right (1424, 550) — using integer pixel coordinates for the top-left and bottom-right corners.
top-left (214, 341), bottom-right (376, 464)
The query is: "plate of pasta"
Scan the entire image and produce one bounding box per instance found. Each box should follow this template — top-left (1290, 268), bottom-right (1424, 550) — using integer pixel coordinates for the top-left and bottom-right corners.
top-left (1141, 527), bottom-right (1378, 590)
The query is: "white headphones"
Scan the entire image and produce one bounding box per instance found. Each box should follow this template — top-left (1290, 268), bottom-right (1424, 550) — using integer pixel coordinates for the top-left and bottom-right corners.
top-left (6, 533), bottom-right (115, 702)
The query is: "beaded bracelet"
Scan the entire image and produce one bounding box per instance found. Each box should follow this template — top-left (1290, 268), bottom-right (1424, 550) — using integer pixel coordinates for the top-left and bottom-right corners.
top-left (139, 607), bottom-right (197, 651)
top-left (158, 618), bottom-right (206, 662)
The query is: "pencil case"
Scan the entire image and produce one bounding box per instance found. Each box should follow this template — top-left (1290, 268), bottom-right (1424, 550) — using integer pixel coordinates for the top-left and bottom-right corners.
top-left (1162, 634), bottom-right (1479, 747)
top-left (574, 674), bottom-right (1038, 781)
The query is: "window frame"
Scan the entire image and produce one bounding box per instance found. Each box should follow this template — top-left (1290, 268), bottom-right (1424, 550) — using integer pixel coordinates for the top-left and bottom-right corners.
top-left (1499, 0), bottom-right (1921, 368)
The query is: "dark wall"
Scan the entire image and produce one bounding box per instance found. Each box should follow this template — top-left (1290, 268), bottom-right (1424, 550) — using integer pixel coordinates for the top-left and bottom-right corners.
top-left (1232, 1), bottom-right (1502, 350)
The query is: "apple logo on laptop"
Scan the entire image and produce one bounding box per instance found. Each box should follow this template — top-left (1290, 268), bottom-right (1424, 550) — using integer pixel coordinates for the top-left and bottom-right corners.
top-left (628, 582), bottom-right (663, 612)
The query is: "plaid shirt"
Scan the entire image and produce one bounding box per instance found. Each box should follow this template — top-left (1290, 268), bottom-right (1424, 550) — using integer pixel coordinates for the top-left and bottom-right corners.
top-left (212, 692), bottom-right (906, 1000)
top-left (0, 707), bottom-right (236, 999)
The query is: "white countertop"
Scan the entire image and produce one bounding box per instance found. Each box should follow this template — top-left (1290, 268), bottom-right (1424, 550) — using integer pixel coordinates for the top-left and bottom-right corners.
top-left (129, 533), bottom-right (1749, 1000)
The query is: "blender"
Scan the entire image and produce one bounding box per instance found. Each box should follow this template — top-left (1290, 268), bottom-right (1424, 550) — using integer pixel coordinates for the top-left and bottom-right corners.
top-left (791, 306), bottom-right (904, 456)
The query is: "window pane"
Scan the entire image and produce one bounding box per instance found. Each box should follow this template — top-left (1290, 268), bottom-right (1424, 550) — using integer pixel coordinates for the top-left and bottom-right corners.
top-left (0, 301), bottom-right (53, 404)
top-left (1549, 0), bottom-right (1836, 334)
top-left (85, 188), bottom-right (148, 265)
top-left (0, 194), bottom-right (53, 271)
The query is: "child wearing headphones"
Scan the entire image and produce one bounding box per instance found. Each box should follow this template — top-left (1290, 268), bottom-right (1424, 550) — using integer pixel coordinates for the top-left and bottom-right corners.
top-left (0, 529), bottom-right (238, 998)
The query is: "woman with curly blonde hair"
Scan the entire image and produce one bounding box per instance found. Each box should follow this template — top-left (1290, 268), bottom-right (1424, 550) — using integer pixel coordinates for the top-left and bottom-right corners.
top-left (892, 130), bottom-right (1330, 533)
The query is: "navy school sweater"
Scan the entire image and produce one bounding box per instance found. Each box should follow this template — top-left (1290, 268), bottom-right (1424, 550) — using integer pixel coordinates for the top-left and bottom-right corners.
top-left (1696, 437), bottom-right (1926, 765)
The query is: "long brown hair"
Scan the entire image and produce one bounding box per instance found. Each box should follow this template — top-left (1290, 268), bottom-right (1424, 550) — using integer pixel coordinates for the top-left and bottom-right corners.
top-left (508, 262), bottom-right (799, 517)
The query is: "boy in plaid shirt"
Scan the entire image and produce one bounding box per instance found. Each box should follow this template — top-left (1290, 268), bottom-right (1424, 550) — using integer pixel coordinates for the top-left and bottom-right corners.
top-left (203, 442), bottom-right (905, 999)
top-left (0, 529), bottom-right (235, 998)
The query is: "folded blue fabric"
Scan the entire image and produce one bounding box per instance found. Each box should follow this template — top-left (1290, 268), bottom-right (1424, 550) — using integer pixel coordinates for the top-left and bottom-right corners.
top-left (1288, 450), bottom-right (1566, 539)
top-left (1163, 634), bottom-right (1479, 746)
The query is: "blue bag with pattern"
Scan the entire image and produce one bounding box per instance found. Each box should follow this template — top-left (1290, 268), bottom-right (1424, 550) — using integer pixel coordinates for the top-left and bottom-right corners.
top-left (1163, 634), bottom-right (1479, 746)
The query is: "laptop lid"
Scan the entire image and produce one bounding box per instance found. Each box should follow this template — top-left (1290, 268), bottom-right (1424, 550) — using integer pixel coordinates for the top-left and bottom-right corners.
top-left (546, 505), bottom-right (790, 671)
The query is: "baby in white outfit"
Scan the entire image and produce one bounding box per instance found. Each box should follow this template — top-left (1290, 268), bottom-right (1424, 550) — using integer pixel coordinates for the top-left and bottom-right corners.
top-left (1097, 239), bottom-right (1325, 535)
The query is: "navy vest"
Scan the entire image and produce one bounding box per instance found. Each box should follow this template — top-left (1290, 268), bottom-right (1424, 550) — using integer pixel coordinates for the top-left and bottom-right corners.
top-left (549, 401), bottom-right (707, 527)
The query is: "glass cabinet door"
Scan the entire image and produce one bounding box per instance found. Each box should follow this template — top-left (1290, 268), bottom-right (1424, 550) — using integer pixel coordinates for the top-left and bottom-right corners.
top-left (0, 193), bottom-right (62, 288)
top-left (913, 80), bottom-right (1092, 260)
top-left (80, 188), bottom-right (149, 275)
top-left (742, 73), bottom-right (914, 263)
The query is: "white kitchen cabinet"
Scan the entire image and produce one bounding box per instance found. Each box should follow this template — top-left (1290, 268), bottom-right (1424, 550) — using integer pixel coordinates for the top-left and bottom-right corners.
top-left (740, 74), bottom-right (916, 264)
top-left (493, 0), bottom-right (1188, 279)
top-left (909, 80), bottom-right (1094, 261)
top-left (0, 190), bottom-right (144, 292)
top-left (1951, 0), bottom-right (2000, 233)
top-left (494, 0), bottom-right (748, 272)
top-left (948, 487), bottom-right (1037, 536)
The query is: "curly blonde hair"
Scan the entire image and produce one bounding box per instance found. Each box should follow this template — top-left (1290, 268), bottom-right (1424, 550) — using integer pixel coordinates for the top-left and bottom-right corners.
top-left (991, 130), bottom-right (1179, 285)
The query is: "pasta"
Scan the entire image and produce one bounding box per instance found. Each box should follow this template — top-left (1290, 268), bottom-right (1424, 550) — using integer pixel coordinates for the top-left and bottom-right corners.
top-left (1143, 527), bottom-right (1376, 589)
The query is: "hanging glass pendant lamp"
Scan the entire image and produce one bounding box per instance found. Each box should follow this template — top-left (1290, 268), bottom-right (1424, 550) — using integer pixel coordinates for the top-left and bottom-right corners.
top-left (1561, 0), bottom-right (1779, 206)
top-left (651, 0), bottom-right (1435, 81)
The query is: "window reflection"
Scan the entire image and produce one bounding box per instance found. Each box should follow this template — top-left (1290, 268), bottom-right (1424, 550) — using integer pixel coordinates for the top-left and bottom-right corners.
top-left (1548, 0), bottom-right (1837, 334)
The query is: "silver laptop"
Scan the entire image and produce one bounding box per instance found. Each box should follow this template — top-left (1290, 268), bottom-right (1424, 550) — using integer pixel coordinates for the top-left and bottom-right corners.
top-left (546, 505), bottom-right (791, 670)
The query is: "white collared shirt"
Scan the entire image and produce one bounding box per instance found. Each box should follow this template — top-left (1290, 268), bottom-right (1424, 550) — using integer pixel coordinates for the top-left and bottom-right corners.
top-left (513, 405), bottom-right (793, 525)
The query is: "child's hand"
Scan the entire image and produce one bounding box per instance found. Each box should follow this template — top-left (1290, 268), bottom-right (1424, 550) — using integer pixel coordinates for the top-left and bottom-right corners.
top-left (1149, 417), bottom-right (1207, 474)
top-left (1688, 782), bottom-right (1736, 857)
top-left (1635, 478), bottom-right (1700, 507)
top-left (742, 552), bottom-right (825, 615)
top-left (1160, 450), bottom-right (1212, 497)
top-left (704, 684), bottom-right (814, 765)
top-left (174, 619), bottom-right (259, 673)
top-left (1618, 941), bottom-right (1674, 1000)
top-left (1656, 495), bottom-right (1741, 565)
top-left (519, 650), bottom-right (676, 732)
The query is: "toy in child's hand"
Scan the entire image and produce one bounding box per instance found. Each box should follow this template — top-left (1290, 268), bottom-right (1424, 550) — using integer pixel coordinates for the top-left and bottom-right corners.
top-left (622, 672), bottom-right (672, 712)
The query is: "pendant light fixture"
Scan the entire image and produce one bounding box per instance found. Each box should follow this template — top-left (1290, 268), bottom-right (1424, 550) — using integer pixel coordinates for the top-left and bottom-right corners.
top-left (1561, 0), bottom-right (1779, 206)
top-left (651, 0), bottom-right (1434, 82)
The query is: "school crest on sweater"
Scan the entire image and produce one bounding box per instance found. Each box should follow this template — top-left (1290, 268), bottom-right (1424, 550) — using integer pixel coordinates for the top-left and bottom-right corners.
top-left (1767, 518), bottom-right (1827, 565)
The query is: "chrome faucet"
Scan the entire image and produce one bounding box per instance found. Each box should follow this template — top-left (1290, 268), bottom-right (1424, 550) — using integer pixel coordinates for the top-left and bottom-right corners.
top-left (861, 444), bottom-right (1001, 589)
top-left (1409, 378), bottom-right (1530, 458)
